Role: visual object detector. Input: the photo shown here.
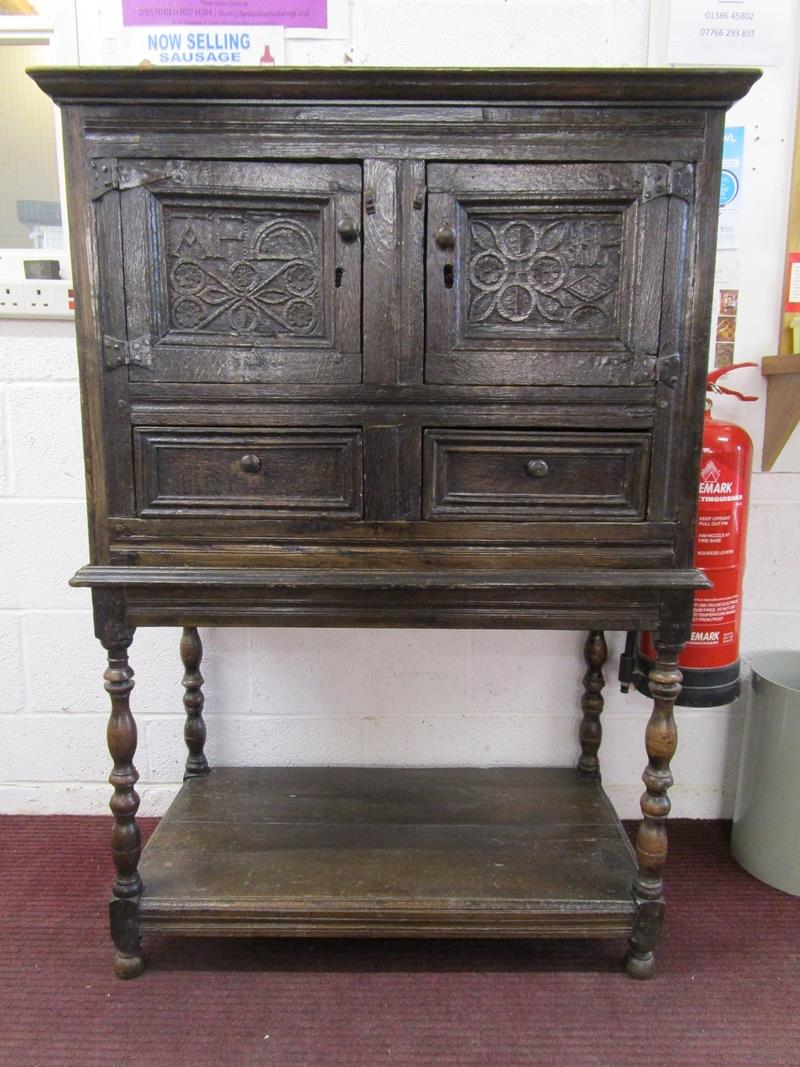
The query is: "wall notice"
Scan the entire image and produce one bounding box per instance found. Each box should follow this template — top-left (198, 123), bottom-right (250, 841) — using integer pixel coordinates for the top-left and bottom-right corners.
top-left (718, 126), bottom-right (744, 252)
top-left (667, 0), bottom-right (788, 67)
top-left (122, 1), bottom-right (327, 30)
top-left (121, 24), bottom-right (285, 64)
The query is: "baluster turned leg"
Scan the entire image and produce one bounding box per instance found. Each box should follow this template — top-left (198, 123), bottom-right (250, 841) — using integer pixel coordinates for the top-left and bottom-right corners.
top-left (577, 630), bottom-right (607, 779)
top-left (103, 635), bottom-right (144, 979)
top-left (625, 642), bottom-right (682, 980)
top-left (181, 627), bottom-right (209, 779)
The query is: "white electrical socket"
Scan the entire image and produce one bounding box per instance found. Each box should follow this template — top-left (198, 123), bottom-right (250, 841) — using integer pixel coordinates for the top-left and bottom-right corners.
top-left (0, 280), bottom-right (74, 318)
top-left (0, 284), bottom-right (25, 313)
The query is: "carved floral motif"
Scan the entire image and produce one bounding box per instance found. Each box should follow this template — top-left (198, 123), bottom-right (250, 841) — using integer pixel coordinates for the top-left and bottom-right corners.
top-left (163, 207), bottom-right (322, 337)
top-left (466, 213), bottom-right (622, 334)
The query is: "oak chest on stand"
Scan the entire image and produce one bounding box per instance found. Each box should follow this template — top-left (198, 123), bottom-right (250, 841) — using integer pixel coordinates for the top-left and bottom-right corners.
top-left (30, 66), bottom-right (759, 979)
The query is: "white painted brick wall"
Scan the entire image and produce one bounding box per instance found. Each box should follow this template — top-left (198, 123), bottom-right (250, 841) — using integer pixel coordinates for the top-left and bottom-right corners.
top-left (1, 0), bottom-right (799, 819)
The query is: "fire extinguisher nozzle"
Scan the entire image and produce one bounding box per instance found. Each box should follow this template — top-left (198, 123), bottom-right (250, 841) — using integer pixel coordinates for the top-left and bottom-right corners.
top-left (618, 631), bottom-right (637, 694)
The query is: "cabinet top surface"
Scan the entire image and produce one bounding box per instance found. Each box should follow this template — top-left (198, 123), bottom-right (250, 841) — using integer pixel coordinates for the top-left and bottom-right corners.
top-left (28, 65), bottom-right (760, 106)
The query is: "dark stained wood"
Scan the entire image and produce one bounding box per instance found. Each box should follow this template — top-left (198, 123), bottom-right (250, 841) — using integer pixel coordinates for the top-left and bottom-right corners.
top-left (625, 642), bottom-right (683, 980)
top-left (95, 598), bottom-right (143, 980)
top-left (133, 426), bottom-right (363, 518)
top-left (363, 424), bottom-right (422, 521)
top-left (362, 159), bottom-right (425, 385)
top-left (28, 65), bottom-right (760, 106)
top-left (61, 107), bottom-right (111, 563)
top-left (36, 66), bottom-right (759, 979)
top-left (138, 767), bottom-right (637, 938)
top-left (181, 626), bottom-right (209, 779)
top-left (72, 564), bottom-right (710, 632)
top-left (577, 630), bottom-right (608, 779)
top-left (117, 160), bottom-right (362, 385)
top-left (671, 109), bottom-right (728, 571)
top-left (71, 564), bottom-right (710, 590)
top-left (423, 429), bottom-right (650, 521)
top-left (127, 381), bottom-right (659, 408)
top-left (101, 517), bottom-right (679, 550)
top-left (424, 162), bottom-right (669, 387)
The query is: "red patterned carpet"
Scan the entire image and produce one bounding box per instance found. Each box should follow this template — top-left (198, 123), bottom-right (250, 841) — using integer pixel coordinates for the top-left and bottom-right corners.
top-left (1, 816), bottom-right (798, 1066)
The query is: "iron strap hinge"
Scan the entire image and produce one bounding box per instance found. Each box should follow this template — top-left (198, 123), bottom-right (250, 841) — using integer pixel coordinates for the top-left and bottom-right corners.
top-left (103, 334), bottom-right (152, 371)
top-left (642, 163), bottom-right (695, 203)
top-left (90, 159), bottom-right (186, 199)
top-left (657, 353), bottom-right (682, 389)
top-left (90, 160), bottom-right (120, 199)
top-left (628, 352), bottom-right (682, 387)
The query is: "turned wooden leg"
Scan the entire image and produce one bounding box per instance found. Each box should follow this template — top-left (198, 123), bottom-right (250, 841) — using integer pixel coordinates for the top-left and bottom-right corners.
top-left (181, 627), bottom-right (209, 779)
top-left (103, 635), bottom-right (144, 980)
top-left (577, 630), bottom-right (607, 779)
top-left (625, 642), bottom-right (682, 980)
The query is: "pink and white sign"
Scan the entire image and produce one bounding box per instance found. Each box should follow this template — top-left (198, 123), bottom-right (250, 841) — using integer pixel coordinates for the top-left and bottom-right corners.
top-left (122, 1), bottom-right (328, 30)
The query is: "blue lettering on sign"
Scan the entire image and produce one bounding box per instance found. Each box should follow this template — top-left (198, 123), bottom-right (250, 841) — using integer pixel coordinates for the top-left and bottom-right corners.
top-left (160, 52), bottom-right (243, 63)
top-left (148, 32), bottom-right (181, 50)
top-left (147, 29), bottom-right (251, 63)
top-left (184, 32), bottom-right (250, 50)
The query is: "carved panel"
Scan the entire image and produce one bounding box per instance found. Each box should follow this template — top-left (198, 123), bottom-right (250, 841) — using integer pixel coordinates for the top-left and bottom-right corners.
top-left (465, 212), bottom-right (622, 336)
top-left (161, 204), bottom-right (324, 340)
top-left (425, 162), bottom-right (672, 386)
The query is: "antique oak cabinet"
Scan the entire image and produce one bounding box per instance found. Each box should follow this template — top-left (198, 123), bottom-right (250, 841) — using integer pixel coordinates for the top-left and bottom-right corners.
top-left (31, 66), bottom-right (758, 979)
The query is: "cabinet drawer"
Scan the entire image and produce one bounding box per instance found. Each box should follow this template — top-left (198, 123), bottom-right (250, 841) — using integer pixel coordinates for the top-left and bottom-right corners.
top-left (424, 429), bottom-right (650, 520)
top-left (134, 427), bottom-right (363, 518)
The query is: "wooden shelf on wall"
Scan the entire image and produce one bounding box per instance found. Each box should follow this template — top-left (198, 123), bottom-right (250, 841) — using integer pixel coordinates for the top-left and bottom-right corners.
top-left (763, 79), bottom-right (800, 470)
top-left (761, 354), bottom-right (800, 470)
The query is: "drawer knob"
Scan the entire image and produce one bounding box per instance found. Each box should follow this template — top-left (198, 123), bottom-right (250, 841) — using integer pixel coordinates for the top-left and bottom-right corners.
top-left (435, 221), bottom-right (456, 250)
top-left (526, 458), bottom-right (549, 478)
top-left (337, 215), bottom-right (359, 242)
top-left (240, 454), bottom-right (262, 474)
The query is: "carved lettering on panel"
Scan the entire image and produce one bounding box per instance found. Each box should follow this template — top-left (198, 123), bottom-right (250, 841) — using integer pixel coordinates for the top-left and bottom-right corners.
top-left (162, 205), bottom-right (323, 338)
top-left (465, 213), bottom-right (622, 336)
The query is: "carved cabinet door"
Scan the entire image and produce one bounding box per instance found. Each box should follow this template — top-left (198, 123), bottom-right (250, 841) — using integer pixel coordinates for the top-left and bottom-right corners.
top-left (113, 160), bottom-right (362, 384)
top-left (425, 162), bottom-right (687, 387)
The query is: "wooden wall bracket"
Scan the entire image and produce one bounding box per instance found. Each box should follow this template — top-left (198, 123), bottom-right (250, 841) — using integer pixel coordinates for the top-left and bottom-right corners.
top-left (761, 353), bottom-right (800, 470)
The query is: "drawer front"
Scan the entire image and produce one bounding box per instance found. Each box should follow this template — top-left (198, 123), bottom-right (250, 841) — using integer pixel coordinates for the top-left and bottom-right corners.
top-left (424, 429), bottom-right (650, 520)
top-left (134, 428), bottom-right (363, 518)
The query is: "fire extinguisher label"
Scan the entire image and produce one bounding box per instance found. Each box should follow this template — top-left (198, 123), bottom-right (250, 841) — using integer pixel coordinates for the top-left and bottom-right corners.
top-left (694, 458), bottom-right (746, 564)
top-left (687, 565), bottom-right (739, 654)
top-left (681, 452), bottom-right (748, 668)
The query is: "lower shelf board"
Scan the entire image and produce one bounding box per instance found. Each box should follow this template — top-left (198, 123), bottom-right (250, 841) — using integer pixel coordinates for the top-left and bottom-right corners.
top-left (137, 766), bottom-right (638, 939)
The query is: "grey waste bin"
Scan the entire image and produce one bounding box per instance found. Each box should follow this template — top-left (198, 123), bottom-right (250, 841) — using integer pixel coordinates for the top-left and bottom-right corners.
top-left (731, 651), bottom-right (800, 895)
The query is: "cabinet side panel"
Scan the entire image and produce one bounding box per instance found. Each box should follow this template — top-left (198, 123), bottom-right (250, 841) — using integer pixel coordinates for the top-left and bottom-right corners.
top-left (94, 187), bottom-right (136, 520)
top-left (647, 186), bottom-right (692, 523)
top-left (61, 106), bottom-right (110, 563)
top-left (672, 109), bottom-right (726, 569)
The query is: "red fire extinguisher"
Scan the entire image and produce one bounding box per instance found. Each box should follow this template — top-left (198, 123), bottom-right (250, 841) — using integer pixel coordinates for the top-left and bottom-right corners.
top-left (621, 363), bottom-right (757, 707)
